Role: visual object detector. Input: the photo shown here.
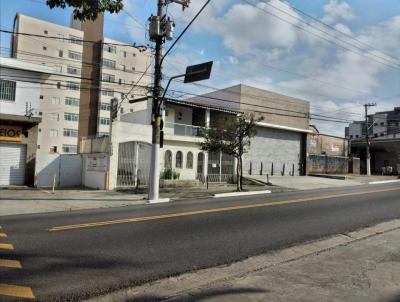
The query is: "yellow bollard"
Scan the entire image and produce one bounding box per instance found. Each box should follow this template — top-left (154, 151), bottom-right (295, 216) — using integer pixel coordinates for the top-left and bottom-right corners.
top-left (52, 174), bottom-right (57, 194)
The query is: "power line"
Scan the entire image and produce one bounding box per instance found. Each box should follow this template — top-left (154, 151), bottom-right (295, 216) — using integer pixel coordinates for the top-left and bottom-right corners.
top-left (242, 0), bottom-right (400, 70)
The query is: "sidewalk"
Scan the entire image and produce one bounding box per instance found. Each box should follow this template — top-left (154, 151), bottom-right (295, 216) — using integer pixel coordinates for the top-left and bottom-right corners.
top-left (87, 219), bottom-right (400, 302)
top-left (0, 184), bottom-right (274, 216)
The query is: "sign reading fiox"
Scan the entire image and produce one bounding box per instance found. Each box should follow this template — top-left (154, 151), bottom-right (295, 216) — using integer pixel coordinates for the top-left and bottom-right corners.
top-left (0, 125), bottom-right (23, 142)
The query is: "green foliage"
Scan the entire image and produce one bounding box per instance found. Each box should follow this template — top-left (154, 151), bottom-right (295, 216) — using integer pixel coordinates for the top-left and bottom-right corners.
top-left (46, 0), bottom-right (124, 21)
top-left (161, 168), bottom-right (180, 180)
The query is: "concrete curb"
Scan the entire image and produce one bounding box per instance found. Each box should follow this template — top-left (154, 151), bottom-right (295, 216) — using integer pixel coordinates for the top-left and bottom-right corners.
top-left (84, 219), bottom-right (400, 302)
top-left (368, 179), bottom-right (400, 185)
top-left (213, 190), bottom-right (271, 198)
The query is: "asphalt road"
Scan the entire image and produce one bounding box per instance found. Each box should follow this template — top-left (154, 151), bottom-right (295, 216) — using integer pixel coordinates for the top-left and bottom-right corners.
top-left (1, 183), bottom-right (400, 301)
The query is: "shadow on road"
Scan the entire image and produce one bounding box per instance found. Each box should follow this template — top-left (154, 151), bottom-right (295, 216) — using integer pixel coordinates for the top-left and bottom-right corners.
top-left (387, 293), bottom-right (400, 302)
top-left (124, 287), bottom-right (268, 302)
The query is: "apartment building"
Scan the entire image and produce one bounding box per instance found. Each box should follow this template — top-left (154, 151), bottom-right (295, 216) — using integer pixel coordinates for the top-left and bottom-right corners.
top-left (11, 14), bottom-right (152, 155)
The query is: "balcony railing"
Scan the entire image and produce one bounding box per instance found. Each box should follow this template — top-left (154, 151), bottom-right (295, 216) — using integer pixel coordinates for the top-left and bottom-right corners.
top-left (165, 122), bottom-right (205, 137)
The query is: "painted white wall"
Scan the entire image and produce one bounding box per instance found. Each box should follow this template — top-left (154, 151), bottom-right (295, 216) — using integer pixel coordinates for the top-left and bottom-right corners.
top-left (82, 153), bottom-right (109, 190)
top-left (0, 67), bottom-right (42, 117)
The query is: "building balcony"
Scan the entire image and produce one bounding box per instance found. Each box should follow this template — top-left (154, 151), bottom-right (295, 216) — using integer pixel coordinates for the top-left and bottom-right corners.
top-left (165, 122), bottom-right (205, 138)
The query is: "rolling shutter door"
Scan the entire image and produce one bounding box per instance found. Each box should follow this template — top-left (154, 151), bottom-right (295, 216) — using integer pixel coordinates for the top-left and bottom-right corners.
top-left (0, 143), bottom-right (27, 185)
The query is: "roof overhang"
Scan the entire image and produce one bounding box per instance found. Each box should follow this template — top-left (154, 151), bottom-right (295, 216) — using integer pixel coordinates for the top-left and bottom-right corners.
top-left (166, 98), bottom-right (241, 115)
top-left (0, 57), bottom-right (55, 74)
top-left (256, 121), bottom-right (312, 133)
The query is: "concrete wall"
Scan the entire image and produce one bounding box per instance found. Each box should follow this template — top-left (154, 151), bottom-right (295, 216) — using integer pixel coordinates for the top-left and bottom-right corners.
top-left (82, 153), bottom-right (109, 189)
top-left (243, 126), bottom-right (303, 176)
top-left (308, 133), bottom-right (348, 157)
top-left (35, 153), bottom-right (82, 187)
top-left (307, 155), bottom-right (349, 174)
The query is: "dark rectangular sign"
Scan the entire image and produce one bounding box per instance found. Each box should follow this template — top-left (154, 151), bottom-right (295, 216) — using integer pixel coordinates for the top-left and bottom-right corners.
top-left (184, 61), bottom-right (213, 83)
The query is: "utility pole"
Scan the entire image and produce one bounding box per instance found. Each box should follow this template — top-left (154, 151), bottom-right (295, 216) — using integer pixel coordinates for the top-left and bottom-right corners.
top-left (364, 102), bottom-right (376, 176)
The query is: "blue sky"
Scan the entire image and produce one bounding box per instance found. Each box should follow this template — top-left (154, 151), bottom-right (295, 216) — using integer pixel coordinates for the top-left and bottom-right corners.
top-left (1, 0), bottom-right (399, 136)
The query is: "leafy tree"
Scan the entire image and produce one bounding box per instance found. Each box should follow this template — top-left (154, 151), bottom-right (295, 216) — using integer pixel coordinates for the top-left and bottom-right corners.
top-left (200, 114), bottom-right (261, 191)
top-left (46, 0), bottom-right (124, 21)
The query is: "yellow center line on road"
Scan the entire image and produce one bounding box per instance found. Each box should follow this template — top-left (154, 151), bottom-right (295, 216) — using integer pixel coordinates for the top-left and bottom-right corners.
top-left (0, 259), bottom-right (22, 269)
top-left (0, 232), bottom-right (7, 238)
top-left (48, 187), bottom-right (400, 232)
top-left (0, 284), bottom-right (35, 299)
top-left (0, 243), bottom-right (14, 250)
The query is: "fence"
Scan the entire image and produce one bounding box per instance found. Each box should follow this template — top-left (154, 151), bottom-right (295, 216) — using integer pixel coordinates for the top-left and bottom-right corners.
top-left (307, 154), bottom-right (349, 174)
top-left (80, 136), bottom-right (111, 154)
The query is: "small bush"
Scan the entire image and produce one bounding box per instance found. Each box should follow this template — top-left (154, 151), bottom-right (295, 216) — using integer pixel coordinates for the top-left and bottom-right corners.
top-left (161, 168), bottom-right (180, 180)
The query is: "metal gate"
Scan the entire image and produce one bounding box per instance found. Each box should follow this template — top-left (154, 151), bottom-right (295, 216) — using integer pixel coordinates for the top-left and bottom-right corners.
top-left (0, 143), bottom-right (26, 185)
top-left (117, 141), bottom-right (151, 187)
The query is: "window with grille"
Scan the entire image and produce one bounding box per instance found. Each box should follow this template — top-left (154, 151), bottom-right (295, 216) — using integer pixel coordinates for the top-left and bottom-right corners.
top-left (186, 152), bottom-right (193, 169)
top-left (64, 112), bottom-right (79, 121)
top-left (63, 128), bottom-right (78, 137)
top-left (0, 80), bottom-right (16, 101)
top-left (65, 97), bottom-right (80, 106)
top-left (104, 45), bottom-right (116, 53)
top-left (69, 35), bottom-right (82, 45)
top-left (51, 97), bottom-right (60, 105)
top-left (68, 50), bottom-right (82, 60)
top-left (102, 59), bottom-right (116, 69)
top-left (98, 117), bottom-right (110, 125)
top-left (62, 144), bottom-right (77, 153)
top-left (49, 129), bottom-right (58, 138)
top-left (176, 151), bottom-right (183, 169)
top-left (165, 150), bottom-right (172, 168)
top-left (99, 102), bottom-right (111, 111)
top-left (101, 89), bottom-right (114, 96)
top-left (67, 65), bottom-right (81, 75)
top-left (102, 73), bottom-right (115, 83)
top-left (66, 81), bottom-right (80, 90)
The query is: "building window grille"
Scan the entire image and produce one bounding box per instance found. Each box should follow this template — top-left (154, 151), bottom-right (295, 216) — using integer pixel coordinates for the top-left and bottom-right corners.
top-left (62, 144), bottom-right (77, 153)
top-left (104, 45), bottom-right (116, 53)
top-left (63, 128), bottom-right (78, 137)
top-left (98, 117), bottom-right (110, 125)
top-left (101, 89), bottom-right (114, 96)
top-left (102, 73), bottom-right (115, 83)
top-left (176, 151), bottom-right (183, 169)
top-left (186, 152), bottom-right (193, 169)
top-left (65, 97), bottom-right (80, 106)
top-left (68, 50), bottom-right (82, 60)
top-left (97, 132), bottom-right (109, 137)
top-left (102, 59), bottom-right (116, 69)
top-left (67, 65), bottom-right (81, 75)
top-left (99, 102), bottom-right (111, 111)
top-left (64, 112), bottom-right (79, 122)
top-left (66, 81), bottom-right (80, 90)
top-left (0, 79), bottom-right (16, 101)
top-left (69, 35), bottom-right (83, 45)
top-left (165, 150), bottom-right (172, 169)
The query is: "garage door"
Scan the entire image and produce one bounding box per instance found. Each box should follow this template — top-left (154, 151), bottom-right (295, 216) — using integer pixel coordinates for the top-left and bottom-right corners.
top-left (0, 143), bottom-right (27, 185)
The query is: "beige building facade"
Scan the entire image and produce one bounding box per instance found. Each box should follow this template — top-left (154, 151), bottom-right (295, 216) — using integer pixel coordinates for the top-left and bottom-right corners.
top-left (11, 14), bottom-right (152, 155)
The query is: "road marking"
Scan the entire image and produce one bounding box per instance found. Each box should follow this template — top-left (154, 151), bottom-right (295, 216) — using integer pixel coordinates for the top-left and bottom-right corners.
top-left (0, 232), bottom-right (7, 238)
top-left (0, 259), bottom-right (22, 269)
top-left (0, 284), bottom-right (35, 299)
top-left (0, 243), bottom-right (14, 250)
top-left (48, 187), bottom-right (400, 232)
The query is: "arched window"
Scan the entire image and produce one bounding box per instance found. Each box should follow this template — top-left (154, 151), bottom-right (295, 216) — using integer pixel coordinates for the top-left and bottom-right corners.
top-left (186, 152), bottom-right (193, 169)
top-left (164, 150), bottom-right (172, 168)
top-left (176, 151), bottom-right (183, 169)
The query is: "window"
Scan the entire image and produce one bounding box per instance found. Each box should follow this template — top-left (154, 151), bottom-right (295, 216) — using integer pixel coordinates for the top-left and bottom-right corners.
top-left (63, 128), bottom-right (78, 137)
top-left (97, 132), bottom-right (109, 137)
top-left (62, 144), bottom-right (77, 153)
top-left (176, 151), bottom-right (183, 169)
top-left (66, 81), bottom-right (80, 90)
top-left (120, 50), bottom-right (127, 57)
top-left (102, 59), bottom-right (116, 69)
top-left (49, 113), bottom-right (59, 121)
top-left (99, 102), bottom-right (111, 111)
top-left (49, 129), bottom-right (58, 138)
top-left (58, 50), bottom-right (63, 57)
top-left (132, 66), bottom-right (135, 71)
top-left (350, 135), bottom-right (353, 139)
top-left (104, 45), bottom-right (116, 53)
top-left (57, 81), bottom-right (61, 89)
top-left (68, 50), bottom-right (82, 60)
top-left (65, 97), bottom-right (80, 106)
top-left (101, 89), bottom-right (114, 96)
top-left (67, 65), bottom-right (81, 75)
top-left (165, 150), bottom-right (172, 168)
top-left (98, 117), bottom-right (110, 125)
top-left (55, 65), bottom-right (62, 73)
top-left (0, 79), bottom-right (16, 101)
top-left (51, 97), bottom-right (60, 105)
top-left (42, 46), bottom-right (47, 51)
top-left (120, 64), bottom-right (126, 71)
top-left (102, 73), bottom-right (115, 83)
top-left (356, 135), bottom-right (359, 138)
top-left (380, 122), bottom-right (385, 126)
top-left (380, 133), bottom-right (385, 137)
top-left (186, 152), bottom-right (193, 169)
top-left (64, 112), bottom-right (79, 122)
top-left (44, 30), bottom-right (48, 34)
top-left (132, 53), bottom-right (136, 57)
top-left (69, 35), bottom-right (82, 45)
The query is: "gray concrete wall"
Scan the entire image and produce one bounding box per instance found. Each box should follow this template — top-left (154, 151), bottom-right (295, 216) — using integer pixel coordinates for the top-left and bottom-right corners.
top-left (243, 126), bottom-right (302, 176)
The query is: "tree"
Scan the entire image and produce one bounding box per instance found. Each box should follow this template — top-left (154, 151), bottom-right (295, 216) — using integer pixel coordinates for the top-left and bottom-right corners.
top-left (200, 114), bottom-right (261, 191)
top-left (46, 0), bottom-right (123, 21)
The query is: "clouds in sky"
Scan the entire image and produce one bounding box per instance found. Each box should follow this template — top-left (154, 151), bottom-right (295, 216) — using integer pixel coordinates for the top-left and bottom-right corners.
top-left (121, 0), bottom-right (399, 136)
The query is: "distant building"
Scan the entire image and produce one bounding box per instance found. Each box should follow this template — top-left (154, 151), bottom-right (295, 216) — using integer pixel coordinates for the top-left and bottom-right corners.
top-left (0, 57), bottom-right (53, 185)
top-left (345, 107), bottom-right (400, 174)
